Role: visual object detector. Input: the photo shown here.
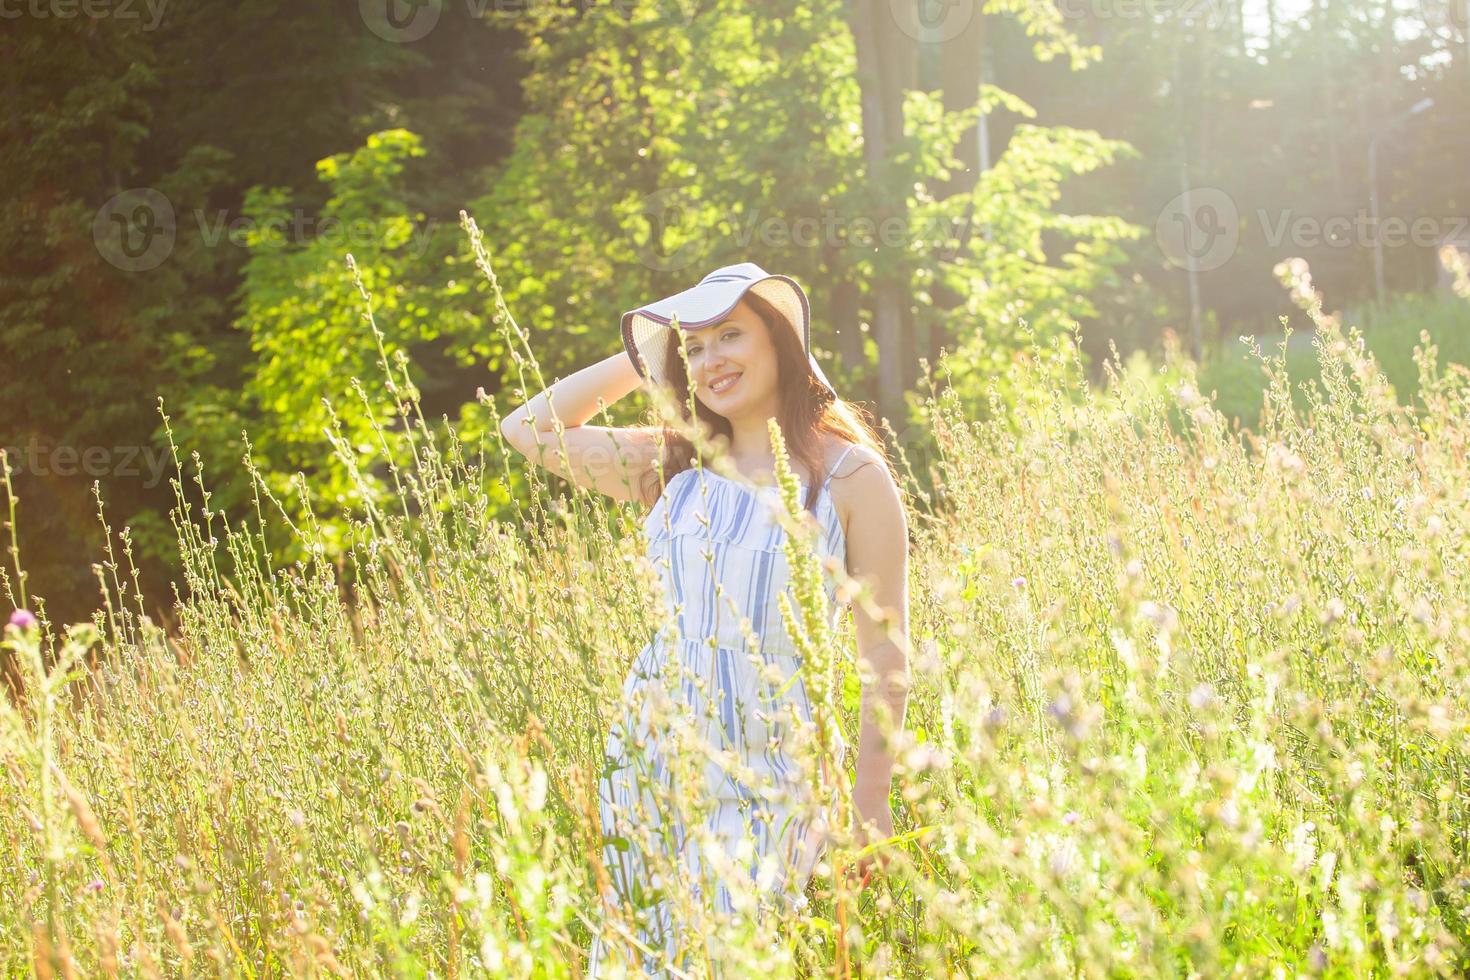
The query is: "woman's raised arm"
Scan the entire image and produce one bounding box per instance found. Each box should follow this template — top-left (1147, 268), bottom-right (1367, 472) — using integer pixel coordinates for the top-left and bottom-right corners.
top-left (498, 351), bottom-right (663, 504)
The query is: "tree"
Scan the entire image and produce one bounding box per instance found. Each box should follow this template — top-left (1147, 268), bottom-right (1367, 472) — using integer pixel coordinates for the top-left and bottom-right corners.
top-left (473, 0), bottom-right (1134, 428)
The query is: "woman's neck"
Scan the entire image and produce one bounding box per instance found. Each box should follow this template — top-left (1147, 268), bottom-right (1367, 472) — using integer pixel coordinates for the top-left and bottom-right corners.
top-left (723, 411), bottom-right (827, 485)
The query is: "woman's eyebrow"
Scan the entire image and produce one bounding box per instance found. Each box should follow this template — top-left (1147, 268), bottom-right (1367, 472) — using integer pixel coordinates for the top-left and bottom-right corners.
top-left (694, 319), bottom-right (738, 336)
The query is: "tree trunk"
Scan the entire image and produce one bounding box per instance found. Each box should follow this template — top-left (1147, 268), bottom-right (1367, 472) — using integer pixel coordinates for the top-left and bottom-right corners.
top-left (930, 11), bottom-right (987, 373)
top-left (828, 269), bottom-right (865, 385)
top-left (847, 0), bottom-right (918, 424)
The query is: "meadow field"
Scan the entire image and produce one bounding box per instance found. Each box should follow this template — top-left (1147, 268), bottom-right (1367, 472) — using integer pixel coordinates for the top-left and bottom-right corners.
top-left (4, 260), bottom-right (1470, 977)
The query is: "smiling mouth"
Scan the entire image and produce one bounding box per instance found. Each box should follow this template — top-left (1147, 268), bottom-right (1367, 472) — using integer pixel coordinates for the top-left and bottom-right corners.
top-left (708, 372), bottom-right (742, 394)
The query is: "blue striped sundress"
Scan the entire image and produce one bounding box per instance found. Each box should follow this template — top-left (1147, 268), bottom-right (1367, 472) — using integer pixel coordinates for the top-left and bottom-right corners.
top-left (587, 444), bottom-right (859, 976)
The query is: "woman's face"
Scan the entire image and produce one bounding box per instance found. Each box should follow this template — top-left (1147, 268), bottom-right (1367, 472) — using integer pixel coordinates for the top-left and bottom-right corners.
top-left (682, 299), bottom-right (780, 420)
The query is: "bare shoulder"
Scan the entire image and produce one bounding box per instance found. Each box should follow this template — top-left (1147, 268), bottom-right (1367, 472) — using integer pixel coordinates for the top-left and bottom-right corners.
top-left (825, 442), bottom-right (904, 530)
top-left (827, 440), bottom-right (886, 478)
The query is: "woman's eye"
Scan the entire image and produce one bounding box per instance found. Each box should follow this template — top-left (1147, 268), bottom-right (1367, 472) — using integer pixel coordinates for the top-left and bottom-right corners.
top-left (688, 328), bottom-right (735, 357)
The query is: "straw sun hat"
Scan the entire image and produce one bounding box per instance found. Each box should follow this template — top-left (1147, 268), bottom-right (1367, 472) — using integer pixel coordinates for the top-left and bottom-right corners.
top-left (620, 262), bottom-right (836, 397)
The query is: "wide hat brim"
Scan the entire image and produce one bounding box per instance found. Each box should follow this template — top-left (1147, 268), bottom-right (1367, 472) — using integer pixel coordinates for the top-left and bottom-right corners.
top-left (621, 261), bottom-right (835, 397)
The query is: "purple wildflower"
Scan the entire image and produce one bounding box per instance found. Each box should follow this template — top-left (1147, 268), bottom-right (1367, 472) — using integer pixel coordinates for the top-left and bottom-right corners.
top-left (1045, 693), bottom-right (1074, 724)
top-left (7, 609), bottom-right (37, 631)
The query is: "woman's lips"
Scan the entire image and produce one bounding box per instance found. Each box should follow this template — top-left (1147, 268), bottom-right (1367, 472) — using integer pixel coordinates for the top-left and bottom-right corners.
top-left (708, 371), bottom-right (742, 393)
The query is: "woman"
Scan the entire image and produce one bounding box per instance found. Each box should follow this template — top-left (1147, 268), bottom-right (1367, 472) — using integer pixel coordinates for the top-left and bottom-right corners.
top-left (499, 262), bottom-right (910, 974)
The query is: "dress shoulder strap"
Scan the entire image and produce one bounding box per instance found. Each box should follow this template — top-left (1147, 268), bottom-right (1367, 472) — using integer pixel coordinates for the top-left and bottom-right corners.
top-left (820, 443), bottom-right (862, 490)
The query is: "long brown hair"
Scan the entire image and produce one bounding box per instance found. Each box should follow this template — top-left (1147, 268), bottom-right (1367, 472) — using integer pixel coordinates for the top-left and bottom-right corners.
top-left (639, 289), bottom-right (891, 511)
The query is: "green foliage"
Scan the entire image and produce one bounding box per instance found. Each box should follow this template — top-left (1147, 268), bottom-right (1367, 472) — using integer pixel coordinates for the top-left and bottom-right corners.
top-left (929, 115), bottom-right (1142, 425)
top-left (456, 0), bottom-right (1145, 537)
top-left (164, 130), bottom-right (500, 564)
top-left (469, 0), bottom-right (864, 392)
top-left (0, 1), bottom-right (518, 623)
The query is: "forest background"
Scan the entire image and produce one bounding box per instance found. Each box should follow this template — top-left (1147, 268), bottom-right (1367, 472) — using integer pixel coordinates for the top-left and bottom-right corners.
top-left (5, 0), bottom-right (1470, 622)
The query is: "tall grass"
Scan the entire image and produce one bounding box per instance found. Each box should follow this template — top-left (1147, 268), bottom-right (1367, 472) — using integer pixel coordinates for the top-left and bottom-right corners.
top-left (1196, 286), bottom-right (1470, 431)
top-left (3, 239), bottom-right (1469, 976)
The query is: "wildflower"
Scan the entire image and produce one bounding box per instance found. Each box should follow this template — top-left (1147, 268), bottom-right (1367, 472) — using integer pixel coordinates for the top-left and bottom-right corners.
top-left (1049, 845), bottom-right (1076, 877)
top-left (1046, 693), bottom-right (1091, 740)
top-left (7, 608), bottom-right (36, 631)
top-left (1046, 693), bottom-right (1073, 725)
top-left (1266, 443), bottom-right (1306, 476)
top-left (1288, 820), bottom-right (1318, 875)
top-left (1188, 683), bottom-right (1217, 711)
top-left (982, 705), bottom-right (1008, 732)
top-left (904, 742), bottom-right (948, 774)
top-left (1138, 600), bottom-right (1178, 633)
top-left (1241, 740), bottom-right (1277, 794)
top-left (1111, 628), bottom-right (1138, 671)
top-left (1012, 576), bottom-right (1027, 590)
top-left (1321, 597), bottom-right (1347, 625)
top-left (1308, 943), bottom-right (1327, 972)
top-left (85, 879), bottom-right (105, 893)
top-left (1410, 596), bottom-right (1433, 626)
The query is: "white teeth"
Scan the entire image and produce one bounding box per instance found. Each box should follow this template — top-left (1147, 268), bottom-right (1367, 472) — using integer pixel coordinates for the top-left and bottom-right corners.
top-left (710, 373), bottom-right (740, 392)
